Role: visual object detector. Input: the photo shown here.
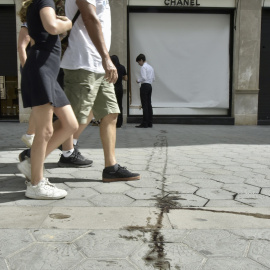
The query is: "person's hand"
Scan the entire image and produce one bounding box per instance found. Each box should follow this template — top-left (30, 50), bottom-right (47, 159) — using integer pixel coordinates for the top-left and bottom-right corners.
top-left (57, 16), bottom-right (72, 31)
top-left (56, 15), bottom-right (69, 21)
top-left (136, 79), bottom-right (139, 83)
top-left (102, 57), bottom-right (118, 84)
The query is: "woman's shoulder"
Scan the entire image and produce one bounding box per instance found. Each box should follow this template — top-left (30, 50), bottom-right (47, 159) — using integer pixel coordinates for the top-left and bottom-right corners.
top-left (35, 0), bottom-right (55, 9)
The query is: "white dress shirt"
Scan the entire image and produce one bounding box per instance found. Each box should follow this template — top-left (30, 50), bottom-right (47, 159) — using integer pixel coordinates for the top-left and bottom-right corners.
top-left (137, 62), bottom-right (155, 84)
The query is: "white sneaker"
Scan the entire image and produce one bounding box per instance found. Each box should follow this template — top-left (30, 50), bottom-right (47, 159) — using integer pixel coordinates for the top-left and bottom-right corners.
top-left (25, 178), bottom-right (67, 200)
top-left (21, 134), bottom-right (35, 147)
top-left (17, 159), bottom-right (46, 181)
top-left (17, 159), bottom-right (31, 181)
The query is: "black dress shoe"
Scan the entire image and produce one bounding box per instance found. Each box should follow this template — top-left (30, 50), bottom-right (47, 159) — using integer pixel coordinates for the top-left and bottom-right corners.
top-left (148, 124), bottom-right (153, 128)
top-left (135, 124), bottom-right (148, 128)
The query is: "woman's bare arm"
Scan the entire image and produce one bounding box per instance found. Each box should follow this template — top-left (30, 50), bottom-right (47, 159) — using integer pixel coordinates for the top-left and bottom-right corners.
top-left (40, 7), bottom-right (72, 35)
top-left (18, 27), bottom-right (30, 67)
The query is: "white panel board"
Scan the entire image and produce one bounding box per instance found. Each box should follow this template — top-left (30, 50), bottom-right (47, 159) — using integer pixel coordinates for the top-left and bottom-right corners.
top-left (129, 12), bottom-right (231, 116)
top-left (129, 0), bottom-right (235, 8)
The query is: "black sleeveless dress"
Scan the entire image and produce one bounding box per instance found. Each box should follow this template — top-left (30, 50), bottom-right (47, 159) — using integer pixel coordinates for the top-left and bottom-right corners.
top-left (21, 0), bottom-right (70, 108)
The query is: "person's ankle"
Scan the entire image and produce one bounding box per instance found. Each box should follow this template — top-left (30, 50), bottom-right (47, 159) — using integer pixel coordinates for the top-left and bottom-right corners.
top-left (104, 163), bottom-right (118, 172)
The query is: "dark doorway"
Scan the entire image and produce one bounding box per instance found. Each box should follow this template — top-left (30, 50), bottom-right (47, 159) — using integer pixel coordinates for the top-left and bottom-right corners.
top-left (0, 5), bottom-right (18, 120)
top-left (258, 9), bottom-right (270, 124)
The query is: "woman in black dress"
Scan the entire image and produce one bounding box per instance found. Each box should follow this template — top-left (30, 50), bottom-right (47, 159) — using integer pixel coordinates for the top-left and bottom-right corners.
top-left (17, 0), bottom-right (78, 199)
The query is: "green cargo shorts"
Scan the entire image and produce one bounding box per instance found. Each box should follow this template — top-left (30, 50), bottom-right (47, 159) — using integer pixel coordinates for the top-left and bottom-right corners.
top-left (63, 69), bottom-right (120, 124)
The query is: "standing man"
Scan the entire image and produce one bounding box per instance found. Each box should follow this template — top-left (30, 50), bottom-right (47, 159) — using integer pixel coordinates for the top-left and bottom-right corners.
top-left (136, 54), bottom-right (155, 128)
top-left (60, 0), bottom-right (140, 182)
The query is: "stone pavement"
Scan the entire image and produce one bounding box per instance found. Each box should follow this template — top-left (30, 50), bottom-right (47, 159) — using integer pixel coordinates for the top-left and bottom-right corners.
top-left (1, 122), bottom-right (270, 269)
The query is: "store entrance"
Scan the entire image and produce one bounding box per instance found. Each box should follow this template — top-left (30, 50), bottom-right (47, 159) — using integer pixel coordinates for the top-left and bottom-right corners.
top-left (0, 5), bottom-right (18, 120)
top-left (258, 9), bottom-right (270, 124)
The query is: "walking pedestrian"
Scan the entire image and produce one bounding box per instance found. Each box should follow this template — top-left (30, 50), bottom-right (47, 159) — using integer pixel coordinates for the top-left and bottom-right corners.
top-left (17, 22), bottom-right (35, 147)
top-left (60, 0), bottom-right (140, 182)
top-left (17, 0), bottom-right (79, 199)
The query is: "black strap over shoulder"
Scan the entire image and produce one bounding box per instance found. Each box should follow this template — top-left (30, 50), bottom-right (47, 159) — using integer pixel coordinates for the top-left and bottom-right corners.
top-left (72, 10), bottom-right (80, 25)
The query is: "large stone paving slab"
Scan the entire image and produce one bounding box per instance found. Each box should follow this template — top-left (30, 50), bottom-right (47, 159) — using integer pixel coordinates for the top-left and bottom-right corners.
top-left (167, 208), bottom-right (270, 229)
top-left (203, 257), bottom-right (268, 270)
top-left (125, 188), bottom-right (163, 200)
top-left (41, 207), bottom-right (172, 230)
top-left (0, 259), bottom-right (8, 270)
top-left (168, 194), bottom-right (208, 207)
top-left (181, 230), bottom-right (248, 257)
top-left (65, 188), bottom-right (99, 200)
top-left (245, 178), bottom-right (270, 188)
top-left (210, 175), bottom-right (246, 184)
top-left (93, 182), bottom-right (133, 193)
top-left (0, 229), bottom-right (34, 257)
top-left (7, 243), bottom-right (84, 270)
top-left (236, 194), bottom-right (270, 207)
top-left (248, 240), bottom-right (270, 268)
top-left (48, 199), bottom-right (94, 207)
top-left (187, 179), bottom-right (223, 188)
top-left (164, 182), bottom-right (198, 194)
top-left (74, 230), bottom-right (142, 258)
top-left (261, 188), bottom-right (270, 197)
top-left (196, 188), bottom-right (235, 200)
top-left (130, 242), bottom-right (206, 270)
top-left (0, 207), bottom-right (52, 229)
top-left (229, 229), bottom-right (270, 241)
top-left (31, 229), bottom-right (89, 242)
top-left (222, 183), bottom-right (261, 194)
top-left (74, 259), bottom-right (137, 270)
top-left (89, 194), bottom-right (134, 206)
top-left (205, 199), bottom-right (248, 207)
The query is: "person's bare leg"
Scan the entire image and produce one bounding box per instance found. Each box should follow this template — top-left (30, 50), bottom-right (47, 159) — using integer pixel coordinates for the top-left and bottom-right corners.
top-left (74, 110), bottom-right (93, 140)
top-left (99, 113), bottom-right (118, 167)
top-left (27, 111), bottom-right (35, 135)
top-left (31, 104), bottom-right (54, 185)
top-left (45, 105), bottom-right (78, 157)
top-left (61, 109), bottom-right (93, 150)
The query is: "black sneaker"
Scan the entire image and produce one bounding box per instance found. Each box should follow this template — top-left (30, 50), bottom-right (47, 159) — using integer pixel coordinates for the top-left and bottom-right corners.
top-left (57, 148), bottom-right (93, 168)
top-left (102, 164), bottom-right (140, 182)
top-left (19, 149), bottom-right (31, 162)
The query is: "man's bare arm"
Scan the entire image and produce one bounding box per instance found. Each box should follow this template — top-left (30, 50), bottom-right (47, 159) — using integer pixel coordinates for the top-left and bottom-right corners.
top-left (76, 0), bottom-right (117, 84)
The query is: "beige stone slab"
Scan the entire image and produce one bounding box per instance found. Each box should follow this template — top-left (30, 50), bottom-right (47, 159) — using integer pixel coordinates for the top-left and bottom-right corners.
top-left (41, 207), bottom-right (172, 230)
top-left (0, 207), bottom-right (52, 229)
top-left (167, 208), bottom-right (270, 229)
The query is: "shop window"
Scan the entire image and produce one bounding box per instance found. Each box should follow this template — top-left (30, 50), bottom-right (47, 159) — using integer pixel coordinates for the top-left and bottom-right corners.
top-left (0, 76), bottom-right (19, 118)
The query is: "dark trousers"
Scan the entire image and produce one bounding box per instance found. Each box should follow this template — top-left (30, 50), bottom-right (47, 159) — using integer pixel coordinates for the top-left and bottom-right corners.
top-left (140, 83), bottom-right (153, 127)
top-left (114, 86), bottom-right (123, 127)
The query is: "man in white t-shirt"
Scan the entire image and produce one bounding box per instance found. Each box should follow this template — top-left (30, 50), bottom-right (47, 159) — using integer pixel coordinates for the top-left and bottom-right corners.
top-left (59, 0), bottom-right (140, 182)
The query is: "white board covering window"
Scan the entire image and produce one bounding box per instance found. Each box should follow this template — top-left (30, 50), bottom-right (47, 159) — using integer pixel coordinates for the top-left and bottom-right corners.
top-left (129, 12), bottom-right (231, 115)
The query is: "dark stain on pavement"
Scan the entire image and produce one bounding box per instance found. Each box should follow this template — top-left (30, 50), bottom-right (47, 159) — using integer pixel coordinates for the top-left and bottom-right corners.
top-left (124, 133), bottom-right (172, 269)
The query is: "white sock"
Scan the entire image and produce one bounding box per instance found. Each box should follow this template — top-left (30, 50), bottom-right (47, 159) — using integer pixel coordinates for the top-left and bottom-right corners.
top-left (62, 148), bottom-right (74, 157)
top-left (73, 139), bottom-right (78, 145)
top-left (26, 134), bottom-right (35, 138)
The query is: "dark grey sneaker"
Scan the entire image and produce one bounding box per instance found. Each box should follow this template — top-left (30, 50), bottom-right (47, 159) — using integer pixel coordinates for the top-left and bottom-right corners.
top-left (57, 148), bottom-right (93, 168)
top-left (102, 164), bottom-right (140, 182)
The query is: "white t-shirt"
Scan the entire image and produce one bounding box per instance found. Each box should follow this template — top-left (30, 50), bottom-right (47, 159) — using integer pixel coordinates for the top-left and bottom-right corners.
top-left (60, 0), bottom-right (111, 74)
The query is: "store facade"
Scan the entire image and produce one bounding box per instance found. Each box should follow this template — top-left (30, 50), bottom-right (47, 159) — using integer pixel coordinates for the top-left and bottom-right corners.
top-left (0, 0), bottom-right (263, 125)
